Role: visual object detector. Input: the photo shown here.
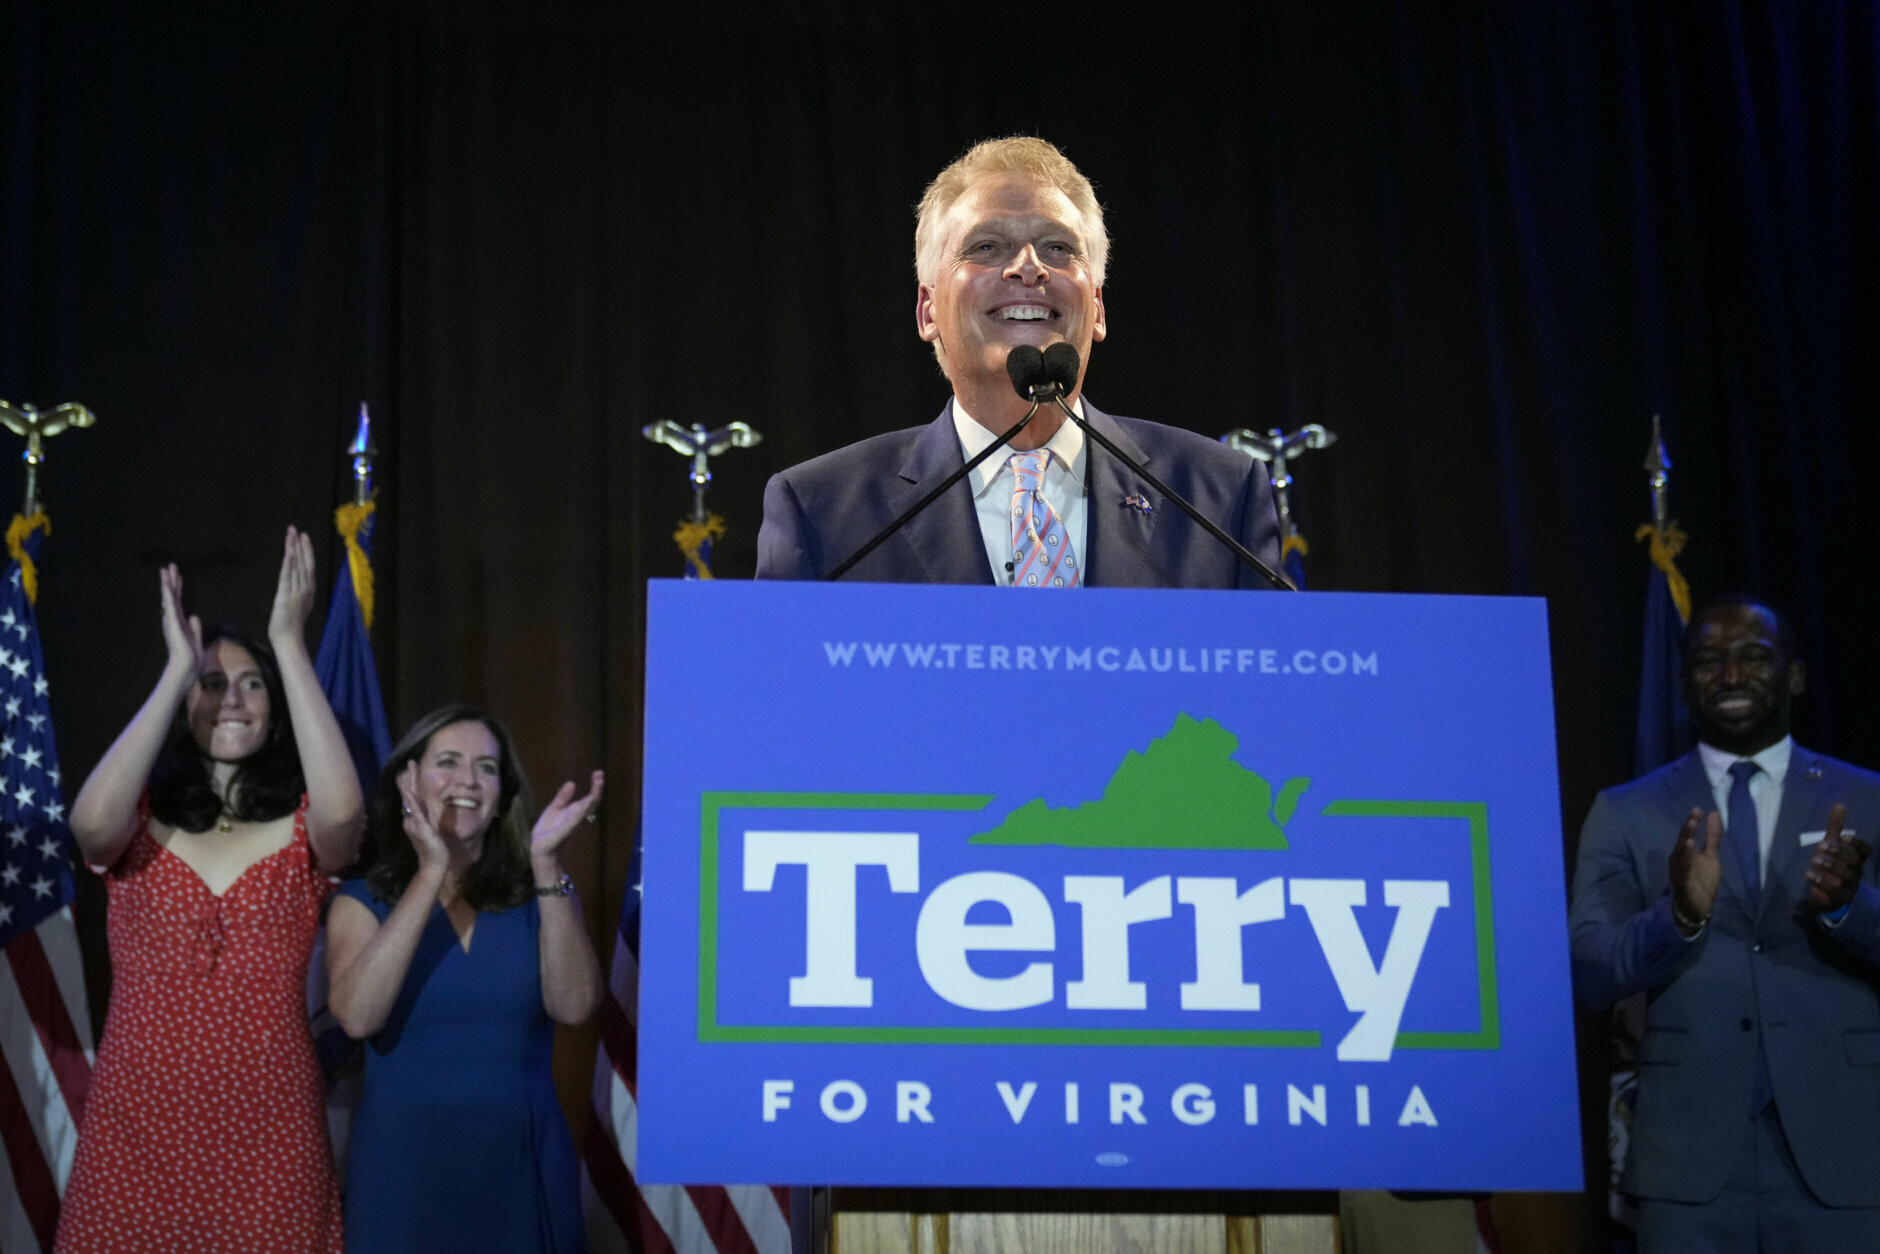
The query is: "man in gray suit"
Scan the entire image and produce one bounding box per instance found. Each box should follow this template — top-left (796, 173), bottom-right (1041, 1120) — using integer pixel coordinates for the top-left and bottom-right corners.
top-left (1571, 595), bottom-right (1880, 1250)
top-left (755, 136), bottom-right (1279, 586)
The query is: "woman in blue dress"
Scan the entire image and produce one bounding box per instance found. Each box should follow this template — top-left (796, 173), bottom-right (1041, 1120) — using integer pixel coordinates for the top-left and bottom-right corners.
top-left (325, 704), bottom-right (604, 1254)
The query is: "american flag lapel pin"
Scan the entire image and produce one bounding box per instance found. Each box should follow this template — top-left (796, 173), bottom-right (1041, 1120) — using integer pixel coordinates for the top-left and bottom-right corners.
top-left (1122, 493), bottom-right (1154, 516)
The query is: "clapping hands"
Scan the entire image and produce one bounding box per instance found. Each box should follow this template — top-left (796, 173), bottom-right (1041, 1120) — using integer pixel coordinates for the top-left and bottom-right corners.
top-left (159, 563), bottom-right (204, 678)
top-left (532, 771), bottom-right (604, 861)
top-left (1668, 807), bottom-right (1724, 934)
top-left (267, 525), bottom-right (317, 650)
top-left (1805, 804), bottom-right (1871, 913)
top-left (395, 761), bottom-right (453, 872)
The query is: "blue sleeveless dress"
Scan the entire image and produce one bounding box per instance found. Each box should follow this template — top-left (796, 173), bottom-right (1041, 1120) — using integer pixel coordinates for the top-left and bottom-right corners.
top-left (335, 879), bottom-right (583, 1254)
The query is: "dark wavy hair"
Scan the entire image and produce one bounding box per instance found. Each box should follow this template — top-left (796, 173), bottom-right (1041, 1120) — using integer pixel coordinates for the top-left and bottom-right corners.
top-left (148, 626), bottom-right (304, 832)
top-left (362, 704), bottom-right (536, 912)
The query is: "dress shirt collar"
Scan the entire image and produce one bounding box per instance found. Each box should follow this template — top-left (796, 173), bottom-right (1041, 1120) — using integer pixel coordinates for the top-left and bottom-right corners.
top-left (1697, 735), bottom-right (1793, 790)
top-left (953, 397), bottom-right (1087, 500)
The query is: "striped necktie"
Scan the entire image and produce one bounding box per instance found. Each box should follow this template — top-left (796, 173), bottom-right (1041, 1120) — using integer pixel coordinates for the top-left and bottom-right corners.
top-left (1009, 449), bottom-right (1080, 588)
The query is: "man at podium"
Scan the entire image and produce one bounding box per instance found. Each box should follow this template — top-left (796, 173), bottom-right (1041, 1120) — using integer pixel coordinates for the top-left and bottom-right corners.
top-left (755, 136), bottom-right (1280, 587)
top-left (1570, 595), bottom-right (1880, 1250)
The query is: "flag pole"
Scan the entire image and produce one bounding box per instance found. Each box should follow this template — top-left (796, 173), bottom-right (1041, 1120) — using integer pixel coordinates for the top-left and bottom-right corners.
top-left (2, 400), bottom-right (96, 519)
top-left (348, 402), bottom-right (377, 509)
top-left (313, 400), bottom-right (392, 780)
top-left (1635, 414), bottom-right (1691, 630)
top-left (1645, 413), bottom-right (1672, 533)
top-left (1610, 414), bottom-right (1695, 1243)
top-left (1221, 423), bottom-right (1337, 589)
top-left (309, 400), bottom-right (395, 1177)
top-left (581, 419), bottom-right (792, 1254)
top-left (642, 420), bottom-right (763, 578)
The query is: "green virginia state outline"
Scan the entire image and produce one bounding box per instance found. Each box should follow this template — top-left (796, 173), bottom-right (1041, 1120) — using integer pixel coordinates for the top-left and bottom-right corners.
top-left (970, 712), bottom-right (1309, 850)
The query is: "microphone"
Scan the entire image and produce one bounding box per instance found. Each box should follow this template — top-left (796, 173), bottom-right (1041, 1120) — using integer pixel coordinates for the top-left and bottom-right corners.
top-left (1038, 343), bottom-right (1296, 591)
top-left (1041, 341), bottom-right (1079, 397)
top-left (1004, 343), bottom-right (1079, 404)
top-left (1005, 345), bottom-right (1047, 400)
top-left (823, 347), bottom-right (1046, 580)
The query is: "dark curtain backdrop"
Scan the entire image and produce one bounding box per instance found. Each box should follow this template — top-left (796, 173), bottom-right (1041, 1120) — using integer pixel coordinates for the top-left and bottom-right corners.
top-left (6, 1), bottom-right (1876, 1245)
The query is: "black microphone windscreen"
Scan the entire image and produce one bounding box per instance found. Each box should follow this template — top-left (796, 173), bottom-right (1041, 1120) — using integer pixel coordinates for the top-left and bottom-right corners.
top-left (1005, 345), bottom-right (1046, 399)
top-left (1041, 342), bottom-right (1081, 393)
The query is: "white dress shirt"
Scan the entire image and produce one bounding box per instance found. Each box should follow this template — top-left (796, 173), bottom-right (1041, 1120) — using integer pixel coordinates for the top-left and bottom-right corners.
top-left (952, 399), bottom-right (1089, 586)
top-left (1697, 735), bottom-right (1793, 882)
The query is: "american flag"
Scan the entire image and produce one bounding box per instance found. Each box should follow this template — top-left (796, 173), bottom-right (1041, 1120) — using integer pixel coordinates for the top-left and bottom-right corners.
top-left (581, 832), bottom-right (793, 1254)
top-left (0, 515), bottom-right (96, 1253)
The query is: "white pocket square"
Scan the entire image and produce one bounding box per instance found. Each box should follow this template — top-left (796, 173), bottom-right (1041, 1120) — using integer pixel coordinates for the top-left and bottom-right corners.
top-left (1800, 830), bottom-right (1855, 846)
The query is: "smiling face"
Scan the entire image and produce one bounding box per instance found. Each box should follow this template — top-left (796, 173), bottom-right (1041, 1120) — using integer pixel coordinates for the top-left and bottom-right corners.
top-left (415, 720), bottom-right (505, 844)
top-left (187, 640), bottom-right (272, 764)
top-left (916, 171), bottom-right (1106, 410)
top-left (1684, 602), bottom-right (1805, 756)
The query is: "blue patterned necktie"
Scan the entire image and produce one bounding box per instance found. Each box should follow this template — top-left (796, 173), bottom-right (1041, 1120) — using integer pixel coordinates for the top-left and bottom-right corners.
top-left (1009, 450), bottom-right (1080, 588)
top-left (1728, 760), bottom-right (1762, 898)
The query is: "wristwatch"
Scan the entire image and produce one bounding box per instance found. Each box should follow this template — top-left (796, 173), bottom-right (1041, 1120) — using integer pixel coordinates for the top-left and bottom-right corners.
top-left (536, 873), bottom-right (574, 898)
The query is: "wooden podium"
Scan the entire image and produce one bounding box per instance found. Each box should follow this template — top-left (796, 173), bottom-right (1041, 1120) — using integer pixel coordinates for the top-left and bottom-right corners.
top-left (822, 1188), bottom-right (1338, 1254)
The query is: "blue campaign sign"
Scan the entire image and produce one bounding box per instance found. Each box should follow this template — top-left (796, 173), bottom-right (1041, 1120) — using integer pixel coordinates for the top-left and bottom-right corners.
top-left (637, 580), bottom-right (1581, 1191)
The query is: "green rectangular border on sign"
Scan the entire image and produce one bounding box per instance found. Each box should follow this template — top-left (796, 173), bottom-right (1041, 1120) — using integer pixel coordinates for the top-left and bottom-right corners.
top-left (696, 791), bottom-right (1498, 1050)
top-left (1321, 800), bottom-right (1500, 1050)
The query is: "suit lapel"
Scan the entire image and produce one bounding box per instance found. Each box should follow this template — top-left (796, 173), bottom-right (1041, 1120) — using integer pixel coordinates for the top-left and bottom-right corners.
top-left (1663, 752), bottom-right (1715, 817)
top-left (1766, 746), bottom-right (1830, 919)
top-left (1080, 403), bottom-right (1160, 588)
top-left (895, 403), bottom-right (996, 586)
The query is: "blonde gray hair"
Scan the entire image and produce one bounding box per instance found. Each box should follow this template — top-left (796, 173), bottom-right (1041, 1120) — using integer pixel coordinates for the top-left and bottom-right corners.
top-left (914, 137), bottom-right (1109, 289)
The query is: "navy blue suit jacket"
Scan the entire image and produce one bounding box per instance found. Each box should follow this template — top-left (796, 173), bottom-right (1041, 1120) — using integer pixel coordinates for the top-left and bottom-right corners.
top-left (1569, 746), bottom-right (1880, 1206)
top-left (755, 401), bottom-right (1280, 586)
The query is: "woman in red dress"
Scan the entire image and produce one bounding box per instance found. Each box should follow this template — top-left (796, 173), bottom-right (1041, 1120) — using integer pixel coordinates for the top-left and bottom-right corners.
top-left (56, 527), bottom-right (365, 1254)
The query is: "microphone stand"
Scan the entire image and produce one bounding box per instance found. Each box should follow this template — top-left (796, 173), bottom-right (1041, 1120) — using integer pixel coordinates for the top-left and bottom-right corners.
top-left (823, 402), bottom-right (1040, 581)
top-left (1051, 395), bottom-right (1297, 592)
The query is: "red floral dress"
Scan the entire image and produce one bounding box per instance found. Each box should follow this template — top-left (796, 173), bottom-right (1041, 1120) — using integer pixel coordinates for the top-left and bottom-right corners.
top-left (55, 797), bottom-right (342, 1254)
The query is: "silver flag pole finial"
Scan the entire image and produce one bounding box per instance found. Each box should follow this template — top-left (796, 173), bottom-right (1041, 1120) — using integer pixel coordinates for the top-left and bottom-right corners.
top-left (1, 399), bottom-right (96, 516)
top-left (1643, 414), bottom-right (1672, 531)
top-left (349, 402), bottom-right (379, 507)
top-left (1221, 424), bottom-right (1338, 545)
top-left (643, 420), bottom-right (763, 524)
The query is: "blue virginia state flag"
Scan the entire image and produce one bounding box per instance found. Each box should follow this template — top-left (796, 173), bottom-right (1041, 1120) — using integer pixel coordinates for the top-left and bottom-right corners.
top-left (675, 515), bottom-right (726, 580)
top-left (313, 502), bottom-right (392, 797)
top-left (1610, 521), bottom-right (1696, 1249)
top-left (310, 500), bottom-right (392, 1120)
top-left (1282, 534), bottom-right (1308, 591)
top-left (1632, 524), bottom-right (1692, 777)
